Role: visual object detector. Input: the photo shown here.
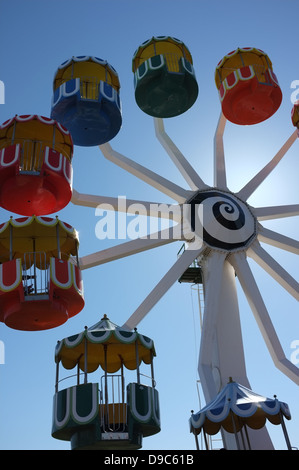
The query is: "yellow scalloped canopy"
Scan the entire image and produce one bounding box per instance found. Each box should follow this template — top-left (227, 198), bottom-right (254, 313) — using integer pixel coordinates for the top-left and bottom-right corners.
top-left (55, 315), bottom-right (156, 373)
top-left (215, 47), bottom-right (273, 90)
top-left (0, 115), bottom-right (73, 160)
top-left (0, 216), bottom-right (78, 263)
top-left (53, 56), bottom-right (120, 92)
top-left (132, 36), bottom-right (193, 72)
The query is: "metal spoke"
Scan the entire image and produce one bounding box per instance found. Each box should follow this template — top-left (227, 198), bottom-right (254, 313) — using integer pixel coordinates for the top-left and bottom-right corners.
top-left (258, 225), bottom-right (299, 255)
top-left (123, 243), bottom-right (206, 330)
top-left (247, 241), bottom-right (299, 301)
top-left (99, 143), bottom-right (192, 203)
top-left (154, 117), bottom-right (209, 191)
top-left (72, 189), bottom-right (182, 221)
top-left (214, 112), bottom-right (228, 190)
top-left (79, 225), bottom-right (184, 270)
top-left (236, 130), bottom-right (298, 201)
top-left (253, 204), bottom-right (299, 220)
top-left (230, 251), bottom-right (299, 385)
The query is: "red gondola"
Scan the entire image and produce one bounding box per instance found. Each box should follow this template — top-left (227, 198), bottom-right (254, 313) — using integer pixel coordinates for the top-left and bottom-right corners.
top-left (0, 115), bottom-right (73, 215)
top-left (0, 216), bottom-right (84, 331)
top-left (215, 48), bottom-right (282, 125)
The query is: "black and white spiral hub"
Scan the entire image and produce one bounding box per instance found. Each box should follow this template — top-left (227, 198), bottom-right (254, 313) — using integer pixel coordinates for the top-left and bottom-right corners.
top-left (188, 190), bottom-right (257, 251)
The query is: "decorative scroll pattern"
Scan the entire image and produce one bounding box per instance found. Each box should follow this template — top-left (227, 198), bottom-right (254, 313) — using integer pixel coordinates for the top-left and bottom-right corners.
top-left (0, 144), bottom-right (72, 186)
top-left (52, 383), bottom-right (99, 432)
top-left (219, 66), bottom-right (279, 102)
top-left (190, 190), bottom-right (256, 251)
top-left (134, 55), bottom-right (196, 88)
top-left (0, 114), bottom-right (70, 136)
top-left (0, 215), bottom-right (75, 236)
top-left (55, 56), bottom-right (119, 78)
top-left (0, 259), bottom-right (22, 292)
top-left (128, 383), bottom-right (160, 433)
top-left (52, 78), bottom-right (121, 110)
top-left (50, 259), bottom-right (83, 296)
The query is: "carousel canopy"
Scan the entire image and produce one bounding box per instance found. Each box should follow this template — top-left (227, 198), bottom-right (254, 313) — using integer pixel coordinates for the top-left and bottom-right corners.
top-left (53, 56), bottom-right (120, 92)
top-left (0, 216), bottom-right (78, 263)
top-left (215, 47), bottom-right (273, 90)
top-left (55, 314), bottom-right (156, 374)
top-left (132, 36), bottom-right (193, 72)
top-left (0, 115), bottom-right (73, 160)
top-left (190, 379), bottom-right (291, 436)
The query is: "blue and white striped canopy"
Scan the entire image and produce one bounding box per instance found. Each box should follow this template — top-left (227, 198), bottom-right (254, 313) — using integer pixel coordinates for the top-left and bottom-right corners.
top-left (190, 379), bottom-right (291, 435)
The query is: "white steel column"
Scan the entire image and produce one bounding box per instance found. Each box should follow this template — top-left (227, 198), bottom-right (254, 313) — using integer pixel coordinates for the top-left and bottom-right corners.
top-left (198, 251), bottom-right (274, 450)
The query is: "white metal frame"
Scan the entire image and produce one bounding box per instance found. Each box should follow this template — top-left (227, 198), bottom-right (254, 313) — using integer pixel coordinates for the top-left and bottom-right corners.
top-left (71, 112), bottom-right (299, 449)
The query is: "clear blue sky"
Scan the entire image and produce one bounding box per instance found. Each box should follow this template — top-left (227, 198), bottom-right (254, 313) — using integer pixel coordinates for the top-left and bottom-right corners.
top-left (0, 0), bottom-right (298, 450)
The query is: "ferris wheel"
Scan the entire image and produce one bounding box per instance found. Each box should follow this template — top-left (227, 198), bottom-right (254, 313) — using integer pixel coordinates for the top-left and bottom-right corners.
top-left (75, 111), bottom-right (299, 372)
top-left (1, 38), bottom-right (298, 450)
top-left (71, 42), bottom-right (299, 449)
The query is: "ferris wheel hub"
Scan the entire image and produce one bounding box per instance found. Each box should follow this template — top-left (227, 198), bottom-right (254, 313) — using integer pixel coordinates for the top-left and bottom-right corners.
top-left (187, 189), bottom-right (257, 252)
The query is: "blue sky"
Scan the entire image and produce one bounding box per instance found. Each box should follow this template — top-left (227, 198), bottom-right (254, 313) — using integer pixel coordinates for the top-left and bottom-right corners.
top-left (0, 0), bottom-right (298, 450)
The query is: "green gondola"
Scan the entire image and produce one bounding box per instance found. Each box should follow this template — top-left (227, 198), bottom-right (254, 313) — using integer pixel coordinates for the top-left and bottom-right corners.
top-left (132, 36), bottom-right (199, 118)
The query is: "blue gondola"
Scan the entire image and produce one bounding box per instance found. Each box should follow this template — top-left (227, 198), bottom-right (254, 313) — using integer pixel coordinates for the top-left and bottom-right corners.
top-left (51, 56), bottom-right (122, 146)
